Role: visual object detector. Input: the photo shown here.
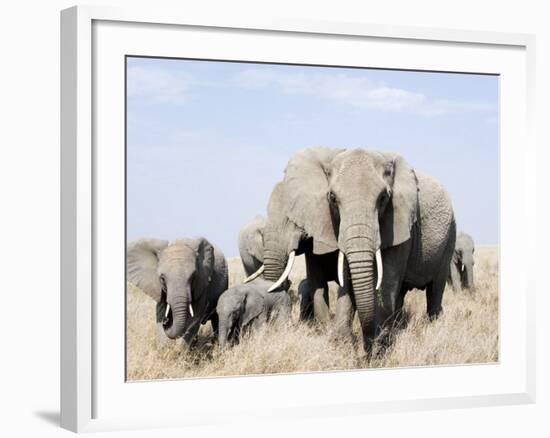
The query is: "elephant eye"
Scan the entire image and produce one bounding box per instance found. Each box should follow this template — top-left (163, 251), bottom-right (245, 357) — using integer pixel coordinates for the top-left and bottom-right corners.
top-left (327, 191), bottom-right (337, 204)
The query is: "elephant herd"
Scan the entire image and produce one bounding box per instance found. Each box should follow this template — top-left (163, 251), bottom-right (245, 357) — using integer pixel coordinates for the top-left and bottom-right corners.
top-left (127, 147), bottom-right (476, 355)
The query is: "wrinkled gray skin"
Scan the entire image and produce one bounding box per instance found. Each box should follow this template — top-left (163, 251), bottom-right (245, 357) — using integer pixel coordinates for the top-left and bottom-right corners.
top-left (216, 278), bottom-right (290, 350)
top-left (238, 215), bottom-right (267, 277)
top-left (239, 215), bottom-right (293, 291)
top-left (330, 149), bottom-right (456, 351)
top-left (448, 231), bottom-right (476, 294)
top-left (262, 148), bottom-right (344, 325)
top-left (262, 147), bottom-right (456, 352)
top-left (127, 237), bottom-right (228, 346)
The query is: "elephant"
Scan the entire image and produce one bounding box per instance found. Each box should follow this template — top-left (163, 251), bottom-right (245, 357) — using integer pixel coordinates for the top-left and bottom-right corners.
top-left (247, 147), bottom-right (346, 325)
top-left (251, 147), bottom-right (456, 352)
top-left (238, 215), bottom-right (266, 278)
top-left (127, 237), bottom-right (228, 345)
top-left (448, 231), bottom-right (476, 294)
top-left (328, 149), bottom-right (456, 351)
top-left (216, 278), bottom-right (290, 350)
top-left (240, 214), bottom-right (294, 291)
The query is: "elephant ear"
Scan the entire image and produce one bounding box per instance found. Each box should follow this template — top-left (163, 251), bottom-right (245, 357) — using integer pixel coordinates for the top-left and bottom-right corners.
top-left (283, 147), bottom-right (345, 254)
top-left (241, 290), bottom-right (265, 327)
top-left (251, 215), bottom-right (266, 262)
top-left (240, 215), bottom-right (266, 264)
top-left (127, 238), bottom-right (168, 302)
top-left (192, 237), bottom-right (215, 291)
top-left (379, 154), bottom-right (419, 249)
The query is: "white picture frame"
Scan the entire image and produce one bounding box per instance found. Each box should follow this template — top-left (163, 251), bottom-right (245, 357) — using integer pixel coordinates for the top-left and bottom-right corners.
top-left (60, 5), bottom-right (536, 433)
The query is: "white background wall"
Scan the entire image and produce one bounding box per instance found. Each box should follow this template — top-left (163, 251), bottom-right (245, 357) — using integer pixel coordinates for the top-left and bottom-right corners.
top-left (0, 1), bottom-right (547, 436)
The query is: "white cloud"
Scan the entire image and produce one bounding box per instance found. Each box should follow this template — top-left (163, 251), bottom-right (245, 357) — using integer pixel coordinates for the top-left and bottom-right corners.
top-left (126, 64), bottom-right (495, 117)
top-left (127, 66), bottom-right (191, 105)
top-left (235, 68), bottom-right (494, 117)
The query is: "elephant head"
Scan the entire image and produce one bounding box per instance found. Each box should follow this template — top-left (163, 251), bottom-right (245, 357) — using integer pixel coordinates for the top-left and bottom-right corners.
top-left (328, 149), bottom-right (418, 348)
top-left (216, 285), bottom-right (265, 350)
top-left (127, 237), bottom-right (223, 341)
top-left (256, 147), bottom-right (345, 290)
top-left (454, 232), bottom-right (476, 293)
top-left (238, 215), bottom-right (267, 280)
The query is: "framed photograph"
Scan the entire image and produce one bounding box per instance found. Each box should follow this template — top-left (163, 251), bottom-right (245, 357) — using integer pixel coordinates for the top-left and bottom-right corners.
top-left (61, 5), bottom-right (536, 433)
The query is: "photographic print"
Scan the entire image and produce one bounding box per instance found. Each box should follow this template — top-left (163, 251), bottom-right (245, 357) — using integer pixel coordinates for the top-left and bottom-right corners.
top-left (125, 57), bottom-right (498, 381)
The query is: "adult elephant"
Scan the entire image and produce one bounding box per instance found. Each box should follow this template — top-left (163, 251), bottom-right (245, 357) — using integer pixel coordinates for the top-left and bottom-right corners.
top-left (250, 147), bottom-right (456, 352)
top-left (253, 147), bottom-right (346, 324)
top-left (328, 149), bottom-right (456, 351)
top-left (127, 237), bottom-right (228, 345)
top-left (448, 231), bottom-right (476, 294)
top-left (238, 215), bottom-right (266, 279)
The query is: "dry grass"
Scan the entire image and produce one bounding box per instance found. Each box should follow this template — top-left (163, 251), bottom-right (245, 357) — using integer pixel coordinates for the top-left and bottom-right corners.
top-left (126, 246), bottom-right (498, 380)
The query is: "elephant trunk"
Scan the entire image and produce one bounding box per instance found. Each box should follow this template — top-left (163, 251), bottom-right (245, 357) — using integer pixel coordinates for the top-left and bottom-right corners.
top-left (262, 230), bottom-right (288, 283)
top-left (343, 224), bottom-right (379, 352)
top-left (347, 247), bottom-right (377, 351)
top-left (163, 294), bottom-right (190, 339)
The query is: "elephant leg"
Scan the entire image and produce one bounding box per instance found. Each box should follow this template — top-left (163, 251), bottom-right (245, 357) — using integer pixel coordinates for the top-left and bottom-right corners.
top-left (427, 233), bottom-right (454, 318)
top-left (210, 312), bottom-right (219, 340)
top-left (377, 243), bottom-right (409, 334)
top-left (393, 286), bottom-right (409, 330)
top-left (334, 286), bottom-right (355, 339)
top-left (298, 279), bottom-right (314, 321)
top-left (250, 313), bottom-right (267, 331)
top-left (449, 262), bottom-right (461, 293)
top-left (229, 324), bottom-right (240, 345)
top-left (380, 281), bottom-right (405, 325)
top-left (313, 285), bottom-right (330, 324)
top-left (305, 252), bottom-right (330, 324)
top-left (426, 276), bottom-right (445, 319)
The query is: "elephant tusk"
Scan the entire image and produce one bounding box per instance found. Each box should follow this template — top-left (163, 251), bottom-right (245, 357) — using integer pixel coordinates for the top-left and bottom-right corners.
top-left (243, 264), bottom-right (265, 283)
top-left (188, 303), bottom-right (194, 318)
top-left (375, 249), bottom-right (383, 291)
top-left (267, 250), bottom-right (296, 292)
top-left (461, 264), bottom-right (465, 272)
top-left (337, 250), bottom-right (345, 287)
top-left (164, 304), bottom-right (171, 318)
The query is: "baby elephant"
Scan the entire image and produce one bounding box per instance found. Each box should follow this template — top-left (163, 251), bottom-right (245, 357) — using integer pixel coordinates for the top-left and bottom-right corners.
top-left (216, 278), bottom-right (290, 350)
top-left (448, 231), bottom-right (476, 294)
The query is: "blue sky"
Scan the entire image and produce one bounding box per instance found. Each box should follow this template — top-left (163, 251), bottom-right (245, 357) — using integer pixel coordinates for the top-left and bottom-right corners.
top-left (126, 57), bottom-right (498, 257)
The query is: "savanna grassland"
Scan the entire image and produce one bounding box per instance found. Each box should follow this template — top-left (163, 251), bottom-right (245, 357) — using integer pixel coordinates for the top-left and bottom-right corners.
top-left (126, 246), bottom-right (498, 380)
